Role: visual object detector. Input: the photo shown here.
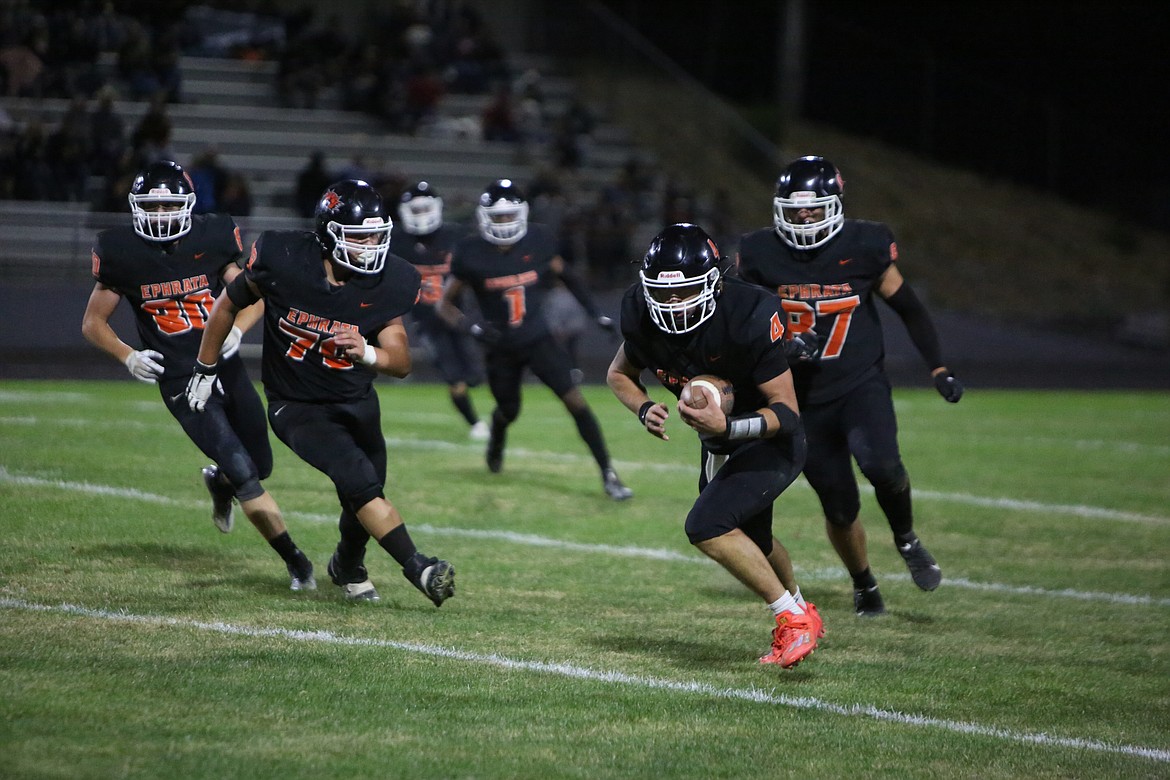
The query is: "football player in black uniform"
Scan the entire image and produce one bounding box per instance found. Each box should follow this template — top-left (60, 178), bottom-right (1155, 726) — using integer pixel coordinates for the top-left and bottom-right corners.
top-left (438, 179), bottom-right (633, 501)
top-left (390, 180), bottom-right (488, 441)
top-left (186, 179), bottom-right (456, 607)
top-left (81, 160), bottom-right (315, 592)
top-left (736, 155), bottom-right (964, 617)
top-left (607, 223), bottom-right (821, 668)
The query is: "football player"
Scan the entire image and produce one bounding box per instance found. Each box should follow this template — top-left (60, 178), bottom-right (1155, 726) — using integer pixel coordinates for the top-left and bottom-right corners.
top-left (389, 180), bottom-right (489, 441)
top-left (607, 223), bottom-right (821, 668)
top-left (186, 179), bottom-right (456, 607)
top-left (437, 179), bottom-right (633, 501)
top-left (81, 159), bottom-right (315, 592)
top-left (736, 155), bottom-right (964, 616)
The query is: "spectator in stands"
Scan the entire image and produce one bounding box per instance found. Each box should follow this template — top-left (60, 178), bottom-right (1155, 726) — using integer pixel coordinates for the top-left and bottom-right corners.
top-left (88, 85), bottom-right (125, 180)
top-left (117, 20), bottom-right (161, 100)
top-left (130, 92), bottom-right (174, 163)
top-left (12, 118), bottom-right (53, 201)
top-left (219, 171), bottom-right (252, 217)
top-left (188, 147), bottom-right (228, 215)
top-left (443, 6), bottom-right (506, 94)
top-left (47, 95), bottom-right (92, 202)
top-left (0, 30), bottom-right (46, 98)
top-left (402, 62), bottom-right (445, 133)
top-left (481, 83), bottom-right (519, 142)
top-left (295, 150), bottom-right (333, 219)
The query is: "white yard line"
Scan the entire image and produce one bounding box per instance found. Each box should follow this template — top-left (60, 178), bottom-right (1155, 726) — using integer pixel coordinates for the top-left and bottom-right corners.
top-left (1, 465), bottom-right (1167, 608)
top-left (4, 413), bottom-right (1168, 524)
top-left (1, 596), bottom-right (1166, 763)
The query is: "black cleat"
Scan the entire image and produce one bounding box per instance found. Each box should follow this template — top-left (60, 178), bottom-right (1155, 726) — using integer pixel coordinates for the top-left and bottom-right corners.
top-left (854, 584), bottom-right (886, 616)
top-left (201, 465), bottom-right (235, 533)
top-left (602, 468), bottom-right (633, 501)
top-left (897, 535), bottom-right (942, 591)
top-left (486, 418), bottom-right (505, 472)
top-left (287, 551), bottom-right (316, 592)
top-left (405, 556), bottom-right (455, 607)
top-left (327, 551), bottom-right (379, 601)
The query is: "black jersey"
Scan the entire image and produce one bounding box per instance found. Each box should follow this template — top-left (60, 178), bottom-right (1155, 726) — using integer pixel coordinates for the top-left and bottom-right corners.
top-left (389, 223), bottom-right (464, 317)
top-left (92, 213), bottom-right (243, 380)
top-left (449, 224), bottom-right (560, 347)
top-left (736, 220), bottom-right (896, 404)
top-left (243, 230), bottom-right (421, 403)
top-left (620, 276), bottom-right (792, 416)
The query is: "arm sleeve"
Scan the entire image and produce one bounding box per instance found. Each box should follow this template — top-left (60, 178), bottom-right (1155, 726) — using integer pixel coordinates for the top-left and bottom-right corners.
top-left (883, 283), bottom-right (943, 370)
top-left (226, 270), bottom-right (261, 308)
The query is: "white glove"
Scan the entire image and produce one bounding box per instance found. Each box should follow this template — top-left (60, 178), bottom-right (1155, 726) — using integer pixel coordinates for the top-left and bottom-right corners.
top-left (219, 326), bottom-right (243, 360)
top-left (124, 349), bottom-right (164, 384)
top-left (186, 361), bottom-right (218, 412)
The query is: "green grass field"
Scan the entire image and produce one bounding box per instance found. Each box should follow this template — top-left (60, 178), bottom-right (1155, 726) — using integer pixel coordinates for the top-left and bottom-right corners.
top-left (1, 379), bottom-right (1167, 778)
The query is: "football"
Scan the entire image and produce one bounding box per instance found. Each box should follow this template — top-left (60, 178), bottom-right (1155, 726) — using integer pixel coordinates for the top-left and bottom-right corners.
top-left (680, 374), bottom-right (734, 415)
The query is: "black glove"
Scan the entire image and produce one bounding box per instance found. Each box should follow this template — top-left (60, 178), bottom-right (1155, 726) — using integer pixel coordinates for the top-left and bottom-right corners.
top-left (468, 321), bottom-right (502, 346)
top-left (596, 315), bottom-right (617, 333)
top-left (933, 370), bottom-right (964, 403)
top-left (782, 329), bottom-right (820, 362)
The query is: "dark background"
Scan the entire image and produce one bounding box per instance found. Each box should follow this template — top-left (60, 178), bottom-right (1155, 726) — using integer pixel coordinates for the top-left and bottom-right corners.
top-left (595, 0), bottom-right (1170, 232)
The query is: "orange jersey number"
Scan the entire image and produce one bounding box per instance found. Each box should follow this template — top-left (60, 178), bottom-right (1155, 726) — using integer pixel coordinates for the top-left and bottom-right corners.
top-left (141, 290), bottom-right (214, 335)
top-left (780, 295), bottom-right (860, 360)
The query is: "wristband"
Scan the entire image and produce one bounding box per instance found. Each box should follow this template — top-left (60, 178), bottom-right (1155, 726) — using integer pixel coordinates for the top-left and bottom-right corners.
top-left (637, 400), bottom-right (655, 425)
top-left (195, 359), bottom-right (218, 375)
top-left (726, 412), bottom-right (766, 441)
top-left (359, 343), bottom-right (377, 366)
top-left (767, 402), bottom-right (800, 435)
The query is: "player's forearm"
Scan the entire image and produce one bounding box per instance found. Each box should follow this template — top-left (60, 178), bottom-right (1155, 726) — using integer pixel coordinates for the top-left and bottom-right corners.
top-left (82, 318), bottom-right (132, 364)
top-left (196, 295), bottom-right (240, 365)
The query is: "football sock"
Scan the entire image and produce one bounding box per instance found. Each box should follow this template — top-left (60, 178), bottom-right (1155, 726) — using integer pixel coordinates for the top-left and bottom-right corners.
top-left (768, 591), bottom-right (804, 617)
top-left (267, 531), bottom-right (299, 564)
top-left (377, 524), bottom-right (419, 568)
top-left (336, 511), bottom-right (369, 566)
top-left (793, 587), bottom-right (809, 609)
top-left (851, 567), bottom-right (878, 591)
top-left (451, 392), bottom-right (478, 425)
top-left (569, 407), bottom-right (610, 471)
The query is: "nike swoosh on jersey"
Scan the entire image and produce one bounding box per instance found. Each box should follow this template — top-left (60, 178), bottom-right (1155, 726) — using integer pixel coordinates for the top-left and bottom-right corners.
top-left (360, 302), bottom-right (374, 308)
top-left (838, 258), bottom-right (852, 265)
top-left (194, 252), bottom-right (205, 259)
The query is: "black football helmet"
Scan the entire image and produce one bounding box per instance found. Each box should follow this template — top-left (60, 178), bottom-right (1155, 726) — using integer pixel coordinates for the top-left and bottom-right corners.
top-left (476, 179), bottom-right (528, 245)
top-left (314, 179), bottom-right (393, 274)
top-left (398, 180), bottom-right (444, 236)
top-left (128, 160), bottom-right (196, 241)
top-left (640, 223), bottom-right (722, 334)
top-left (773, 155), bottom-right (845, 249)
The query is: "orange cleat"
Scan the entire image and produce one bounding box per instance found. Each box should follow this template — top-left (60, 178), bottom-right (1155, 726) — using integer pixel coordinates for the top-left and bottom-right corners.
top-left (759, 609), bottom-right (819, 668)
top-left (804, 601), bottom-right (826, 638)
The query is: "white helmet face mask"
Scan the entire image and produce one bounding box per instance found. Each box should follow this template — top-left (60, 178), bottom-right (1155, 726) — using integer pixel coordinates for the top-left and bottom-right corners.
top-left (398, 195), bottom-right (443, 235)
top-left (128, 190), bottom-right (196, 241)
top-left (773, 191), bottom-right (843, 250)
top-left (476, 200), bottom-right (529, 245)
top-left (640, 267), bottom-right (720, 334)
top-left (326, 217), bottom-right (392, 274)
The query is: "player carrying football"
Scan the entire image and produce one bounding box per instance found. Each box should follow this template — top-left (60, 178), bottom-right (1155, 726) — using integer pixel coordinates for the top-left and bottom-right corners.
top-left (736, 155), bottom-right (964, 616)
top-left (607, 223), bottom-right (822, 668)
top-left (81, 160), bottom-right (315, 592)
top-left (187, 179), bottom-right (455, 606)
